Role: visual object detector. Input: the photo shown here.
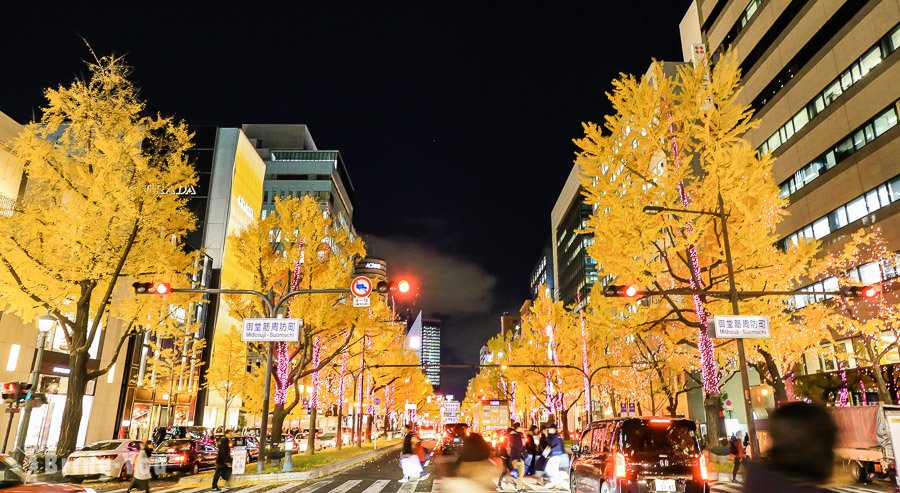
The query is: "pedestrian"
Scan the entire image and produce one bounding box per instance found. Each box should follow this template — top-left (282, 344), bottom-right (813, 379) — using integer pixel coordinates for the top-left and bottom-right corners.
top-left (534, 426), bottom-right (548, 485)
top-left (506, 422), bottom-right (527, 493)
top-left (524, 425), bottom-right (538, 476)
top-left (730, 431), bottom-right (746, 483)
top-left (399, 424), bottom-right (427, 483)
top-left (212, 429), bottom-right (233, 491)
top-left (543, 425), bottom-right (568, 490)
top-left (744, 402), bottom-right (837, 493)
top-left (495, 427), bottom-right (513, 491)
top-left (444, 432), bottom-right (496, 492)
top-left (126, 441), bottom-right (152, 493)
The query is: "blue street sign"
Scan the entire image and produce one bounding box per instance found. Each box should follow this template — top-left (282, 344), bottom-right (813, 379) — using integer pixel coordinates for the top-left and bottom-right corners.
top-left (374, 397), bottom-right (381, 405)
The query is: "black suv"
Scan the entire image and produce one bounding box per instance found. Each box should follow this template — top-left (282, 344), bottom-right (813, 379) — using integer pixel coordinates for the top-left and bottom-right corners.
top-left (438, 423), bottom-right (469, 455)
top-left (569, 417), bottom-right (709, 493)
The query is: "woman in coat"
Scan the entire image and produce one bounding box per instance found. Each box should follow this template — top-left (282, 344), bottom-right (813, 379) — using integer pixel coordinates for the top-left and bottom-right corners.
top-left (126, 441), bottom-right (153, 493)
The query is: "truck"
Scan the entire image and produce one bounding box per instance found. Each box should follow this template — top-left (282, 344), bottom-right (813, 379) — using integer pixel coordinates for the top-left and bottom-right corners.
top-left (830, 405), bottom-right (900, 484)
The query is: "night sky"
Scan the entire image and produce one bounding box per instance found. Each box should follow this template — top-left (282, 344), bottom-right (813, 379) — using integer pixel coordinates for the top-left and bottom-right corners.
top-left (1, 1), bottom-right (692, 397)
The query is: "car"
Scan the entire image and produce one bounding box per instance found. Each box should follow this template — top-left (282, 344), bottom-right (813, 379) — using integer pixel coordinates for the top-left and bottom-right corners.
top-left (214, 435), bottom-right (258, 462)
top-left (418, 426), bottom-right (437, 440)
top-left (62, 439), bottom-right (143, 482)
top-left (569, 417), bottom-right (710, 493)
top-left (318, 434), bottom-right (338, 449)
top-left (148, 439), bottom-right (217, 476)
top-left (1, 454), bottom-right (95, 493)
top-left (150, 426), bottom-right (211, 447)
top-left (438, 423), bottom-right (469, 455)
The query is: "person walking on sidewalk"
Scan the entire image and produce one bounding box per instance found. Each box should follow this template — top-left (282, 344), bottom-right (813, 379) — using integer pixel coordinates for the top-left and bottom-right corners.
top-left (126, 441), bottom-right (153, 493)
top-left (506, 423), bottom-right (527, 493)
top-left (544, 425), bottom-right (568, 490)
top-left (212, 429), bottom-right (234, 491)
top-left (730, 431), bottom-right (746, 483)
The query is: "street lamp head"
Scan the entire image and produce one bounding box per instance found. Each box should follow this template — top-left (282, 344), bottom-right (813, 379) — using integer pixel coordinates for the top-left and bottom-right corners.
top-left (37, 314), bottom-right (56, 333)
top-left (642, 205), bottom-right (664, 215)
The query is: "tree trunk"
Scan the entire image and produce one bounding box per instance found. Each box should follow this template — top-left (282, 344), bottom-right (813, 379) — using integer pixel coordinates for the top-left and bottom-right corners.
top-left (609, 392), bottom-right (618, 418)
top-left (560, 405), bottom-right (570, 439)
top-left (305, 408), bottom-right (317, 455)
top-left (223, 401), bottom-right (230, 430)
top-left (365, 414), bottom-right (373, 444)
top-left (56, 348), bottom-right (90, 457)
top-left (758, 349), bottom-right (788, 405)
top-left (336, 409), bottom-right (343, 450)
top-left (703, 393), bottom-right (725, 449)
top-left (270, 404), bottom-right (286, 454)
top-left (864, 337), bottom-right (895, 404)
top-left (666, 394), bottom-right (678, 417)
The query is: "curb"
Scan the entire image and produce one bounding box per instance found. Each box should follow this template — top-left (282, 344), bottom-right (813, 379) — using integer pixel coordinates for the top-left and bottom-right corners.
top-left (178, 443), bottom-right (402, 484)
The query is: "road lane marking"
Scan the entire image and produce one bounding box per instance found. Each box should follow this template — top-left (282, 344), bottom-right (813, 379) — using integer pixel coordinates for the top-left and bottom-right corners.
top-left (152, 486), bottom-right (194, 493)
top-left (228, 485), bottom-right (269, 493)
top-left (179, 487), bottom-right (210, 493)
top-left (328, 480), bottom-right (362, 492)
top-left (294, 481), bottom-right (331, 493)
top-left (361, 480), bottom-right (391, 492)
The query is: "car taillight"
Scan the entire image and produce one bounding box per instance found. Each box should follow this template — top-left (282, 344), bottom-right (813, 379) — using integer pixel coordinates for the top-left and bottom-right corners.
top-left (615, 452), bottom-right (627, 478)
top-left (97, 455), bottom-right (118, 460)
top-left (170, 453), bottom-right (187, 463)
top-left (649, 418), bottom-right (671, 425)
top-left (699, 454), bottom-right (709, 480)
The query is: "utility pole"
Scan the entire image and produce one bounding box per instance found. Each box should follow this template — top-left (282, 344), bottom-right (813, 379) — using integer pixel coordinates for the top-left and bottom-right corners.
top-left (717, 193), bottom-right (760, 458)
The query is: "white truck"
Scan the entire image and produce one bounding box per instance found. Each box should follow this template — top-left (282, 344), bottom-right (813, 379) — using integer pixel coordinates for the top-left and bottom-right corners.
top-left (830, 404), bottom-right (900, 484)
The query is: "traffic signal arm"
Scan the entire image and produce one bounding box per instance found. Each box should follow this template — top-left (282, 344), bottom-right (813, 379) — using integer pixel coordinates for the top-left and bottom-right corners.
top-left (601, 285), bottom-right (882, 299)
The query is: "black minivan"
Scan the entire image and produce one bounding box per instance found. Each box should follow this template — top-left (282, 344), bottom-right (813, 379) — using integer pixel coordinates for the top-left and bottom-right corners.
top-left (569, 417), bottom-right (709, 493)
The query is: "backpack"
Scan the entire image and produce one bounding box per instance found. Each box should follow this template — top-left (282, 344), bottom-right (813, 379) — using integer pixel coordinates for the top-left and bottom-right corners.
top-left (729, 437), bottom-right (739, 455)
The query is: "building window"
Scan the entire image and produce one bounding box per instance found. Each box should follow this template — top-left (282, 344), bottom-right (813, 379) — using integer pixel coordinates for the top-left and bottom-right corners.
top-left (759, 24), bottom-right (900, 158)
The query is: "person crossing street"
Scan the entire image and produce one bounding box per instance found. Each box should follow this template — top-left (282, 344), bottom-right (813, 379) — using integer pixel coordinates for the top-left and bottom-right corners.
top-left (212, 429), bottom-right (234, 491)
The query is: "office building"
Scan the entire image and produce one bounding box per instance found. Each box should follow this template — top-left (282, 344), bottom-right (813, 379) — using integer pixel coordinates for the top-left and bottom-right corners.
top-left (422, 318), bottom-right (442, 388)
top-left (550, 165), bottom-right (599, 310)
top-left (529, 240), bottom-right (555, 300)
top-left (242, 124), bottom-right (355, 233)
top-left (679, 0), bottom-right (900, 404)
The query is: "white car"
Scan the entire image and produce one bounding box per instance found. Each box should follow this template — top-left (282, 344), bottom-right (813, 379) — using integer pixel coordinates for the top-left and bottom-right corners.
top-left (62, 439), bottom-right (143, 482)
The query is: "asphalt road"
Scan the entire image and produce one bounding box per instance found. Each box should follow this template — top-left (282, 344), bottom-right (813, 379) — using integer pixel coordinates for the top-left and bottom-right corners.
top-left (68, 445), bottom-right (900, 493)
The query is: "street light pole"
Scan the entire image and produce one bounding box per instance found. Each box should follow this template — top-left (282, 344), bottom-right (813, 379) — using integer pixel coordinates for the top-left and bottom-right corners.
top-left (716, 193), bottom-right (761, 458)
top-left (13, 314), bottom-right (55, 464)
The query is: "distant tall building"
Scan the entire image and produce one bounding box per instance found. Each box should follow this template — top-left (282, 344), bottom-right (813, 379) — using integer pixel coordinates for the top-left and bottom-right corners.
top-left (242, 124), bottom-right (355, 233)
top-left (529, 239), bottom-right (555, 300)
top-left (500, 312), bottom-right (521, 337)
top-left (422, 317), bottom-right (442, 388)
top-left (551, 165), bottom-right (599, 310)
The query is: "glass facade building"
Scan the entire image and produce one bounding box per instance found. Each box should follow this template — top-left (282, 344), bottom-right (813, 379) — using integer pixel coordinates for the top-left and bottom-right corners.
top-left (422, 318), bottom-right (442, 388)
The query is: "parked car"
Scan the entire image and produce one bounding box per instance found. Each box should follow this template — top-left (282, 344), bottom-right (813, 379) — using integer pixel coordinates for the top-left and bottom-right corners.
top-left (62, 439), bottom-right (143, 483)
top-left (1, 454), bottom-right (95, 493)
top-left (438, 423), bottom-right (469, 455)
top-left (148, 439), bottom-right (217, 476)
top-left (570, 417), bottom-right (709, 493)
top-left (319, 434), bottom-right (338, 449)
top-left (150, 426), bottom-right (211, 447)
top-left (215, 435), bottom-right (258, 462)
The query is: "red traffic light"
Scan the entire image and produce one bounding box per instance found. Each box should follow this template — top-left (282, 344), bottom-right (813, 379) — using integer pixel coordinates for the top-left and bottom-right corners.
top-left (840, 285), bottom-right (882, 298)
top-left (603, 285), bottom-right (641, 298)
top-left (863, 285), bottom-right (881, 298)
top-left (133, 281), bottom-right (172, 296)
top-left (397, 280), bottom-right (411, 293)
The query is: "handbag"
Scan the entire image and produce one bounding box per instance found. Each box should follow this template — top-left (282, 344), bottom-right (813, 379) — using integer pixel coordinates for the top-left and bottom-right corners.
top-left (541, 446), bottom-right (551, 458)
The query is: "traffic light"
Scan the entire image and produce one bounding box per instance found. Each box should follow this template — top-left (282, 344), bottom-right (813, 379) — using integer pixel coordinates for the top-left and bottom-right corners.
top-left (603, 285), bottom-right (641, 298)
top-left (17, 383), bottom-right (32, 404)
top-left (375, 279), bottom-right (413, 294)
top-left (1, 382), bottom-right (19, 404)
top-left (840, 285), bottom-right (882, 298)
top-left (132, 281), bottom-right (172, 296)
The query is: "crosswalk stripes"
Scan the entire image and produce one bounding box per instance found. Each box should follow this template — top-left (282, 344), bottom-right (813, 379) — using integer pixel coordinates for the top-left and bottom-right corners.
top-left (178, 486), bottom-right (210, 493)
top-left (265, 482), bottom-right (307, 493)
top-left (361, 480), bottom-right (392, 492)
top-left (152, 486), bottom-right (194, 493)
top-left (327, 480), bottom-right (362, 493)
top-left (710, 482), bottom-right (743, 493)
top-left (228, 485), bottom-right (269, 493)
top-left (830, 487), bottom-right (885, 493)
